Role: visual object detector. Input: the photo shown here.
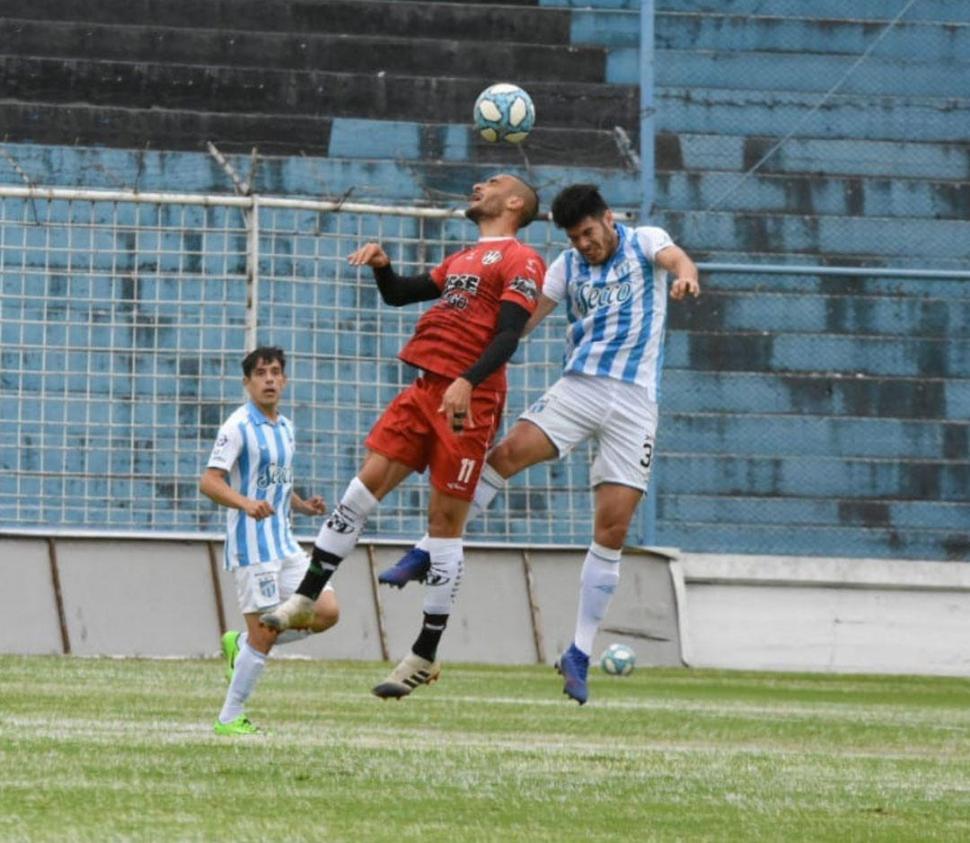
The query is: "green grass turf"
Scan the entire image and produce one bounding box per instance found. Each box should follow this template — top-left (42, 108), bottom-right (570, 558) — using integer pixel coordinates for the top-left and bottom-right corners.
top-left (2, 656), bottom-right (970, 842)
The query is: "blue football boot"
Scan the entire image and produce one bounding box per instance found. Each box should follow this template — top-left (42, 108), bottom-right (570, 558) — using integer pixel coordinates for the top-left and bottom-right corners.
top-left (377, 547), bottom-right (431, 589)
top-left (555, 643), bottom-right (590, 705)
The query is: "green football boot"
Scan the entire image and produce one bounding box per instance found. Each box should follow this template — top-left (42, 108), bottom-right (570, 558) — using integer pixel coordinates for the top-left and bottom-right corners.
top-left (221, 630), bottom-right (241, 683)
top-left (213, 714), bottom-right (260, 736)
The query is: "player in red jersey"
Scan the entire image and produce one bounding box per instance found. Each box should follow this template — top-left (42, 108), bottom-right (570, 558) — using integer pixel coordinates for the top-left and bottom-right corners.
top-left (261, 173), bottom-right (545, 697)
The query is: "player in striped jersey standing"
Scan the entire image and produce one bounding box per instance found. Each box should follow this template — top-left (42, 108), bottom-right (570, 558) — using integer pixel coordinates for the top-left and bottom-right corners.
top-left (201, 346), bottom-right (339, 734)
top-left (379, 183), bottom-right (700, 704)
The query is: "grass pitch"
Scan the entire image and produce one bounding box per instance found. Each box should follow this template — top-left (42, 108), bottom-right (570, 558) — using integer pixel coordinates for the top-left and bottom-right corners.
top-left (2, 656), bottom-right (970, 842)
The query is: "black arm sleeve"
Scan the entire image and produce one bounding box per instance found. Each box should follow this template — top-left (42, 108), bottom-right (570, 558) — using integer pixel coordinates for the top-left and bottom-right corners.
top-left (373, 264), bottom-right (440, 307)
top-left (460, 301), bottom-right (532, 387)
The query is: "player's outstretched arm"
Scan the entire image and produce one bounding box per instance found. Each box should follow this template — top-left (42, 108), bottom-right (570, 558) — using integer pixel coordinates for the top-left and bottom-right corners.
top-left (523, 294), bottom-right (559, 337)
top-left (439, 301), bottom-right (531, 433)
top-left (348, 242), bottom-right (440, 307)
top-left (200, 467), bottom-right (275, 520)
top-left (348, 242), bottom-right (390, 268)
top-left (657, 245), bottom-right (701, 300)
top-left (292, 492), bottom-right (327, 516)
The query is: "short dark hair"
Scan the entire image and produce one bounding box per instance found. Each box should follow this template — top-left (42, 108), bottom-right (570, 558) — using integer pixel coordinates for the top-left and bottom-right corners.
top-left (242, 346), bottom-right (286, 377)
top-left (550, 184), bottom-right (610, 230)
top-left (516, 179), bottom-right (541, 228)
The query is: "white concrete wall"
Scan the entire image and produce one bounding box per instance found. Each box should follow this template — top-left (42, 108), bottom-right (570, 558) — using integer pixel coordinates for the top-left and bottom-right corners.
top-left (9, 536), bottom-right (968, 677)
top-left (679, 553), bottom-right (970, 676)
top-left (0, 536), bottom-right (681, 667)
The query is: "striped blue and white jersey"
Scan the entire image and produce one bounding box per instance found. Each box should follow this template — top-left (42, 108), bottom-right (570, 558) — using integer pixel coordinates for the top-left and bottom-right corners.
top-left (207, 402), bottom-right (302, 570)
top-left (543, 224), bottom-right (674, 401)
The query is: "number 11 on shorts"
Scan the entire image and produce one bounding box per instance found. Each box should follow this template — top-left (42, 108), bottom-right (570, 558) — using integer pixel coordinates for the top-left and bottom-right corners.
top-left (457, 458), bottom-right (476, 484)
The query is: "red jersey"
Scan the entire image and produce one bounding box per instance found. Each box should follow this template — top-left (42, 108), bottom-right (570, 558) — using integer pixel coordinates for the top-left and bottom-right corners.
top-left (398, 237), bottom-right (546, 392)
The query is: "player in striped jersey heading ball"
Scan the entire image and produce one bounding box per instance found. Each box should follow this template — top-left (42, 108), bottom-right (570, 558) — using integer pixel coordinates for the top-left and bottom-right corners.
top-left (260, 174), bottom-right (546, 698)
top-left (201, 347), bottom-right (340, 735)
top-left (379, 183), bottom-right (700, 705)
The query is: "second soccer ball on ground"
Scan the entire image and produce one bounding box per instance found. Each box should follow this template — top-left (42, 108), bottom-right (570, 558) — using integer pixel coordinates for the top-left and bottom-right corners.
top-left (600, 643), bottom-right (636, 676)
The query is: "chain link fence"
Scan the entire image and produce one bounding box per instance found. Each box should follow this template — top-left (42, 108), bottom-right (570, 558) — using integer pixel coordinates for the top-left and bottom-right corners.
top-left (1, 185), bottom-right (966, 559)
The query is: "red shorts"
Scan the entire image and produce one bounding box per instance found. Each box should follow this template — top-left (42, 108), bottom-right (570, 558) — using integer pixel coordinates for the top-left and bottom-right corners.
top-left (365, 373), bottom-right (505, 502)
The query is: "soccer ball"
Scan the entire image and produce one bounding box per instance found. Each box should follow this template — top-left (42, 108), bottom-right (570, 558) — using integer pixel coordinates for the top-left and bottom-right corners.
top-left (473, 83), bottom-right (535, 144)
top-left (600, 643), bottom-right (636, 676)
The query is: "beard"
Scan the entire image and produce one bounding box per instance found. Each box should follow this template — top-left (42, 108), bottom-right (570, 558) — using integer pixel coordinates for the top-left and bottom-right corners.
top-left (465, 204), bottom-right (485, 222)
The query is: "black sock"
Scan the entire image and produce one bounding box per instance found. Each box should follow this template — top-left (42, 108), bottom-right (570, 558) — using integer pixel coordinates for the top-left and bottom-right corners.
top-left (411, 613), bottom-right (449, 662)
top-left (295, 546), bottom-right (342, 600)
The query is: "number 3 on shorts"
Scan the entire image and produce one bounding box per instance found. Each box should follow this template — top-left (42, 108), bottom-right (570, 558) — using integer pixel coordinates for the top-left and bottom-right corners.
top-left (640, 436), bottom-right (654, 471)
top-left (457, 458), bottom-right (476, 484)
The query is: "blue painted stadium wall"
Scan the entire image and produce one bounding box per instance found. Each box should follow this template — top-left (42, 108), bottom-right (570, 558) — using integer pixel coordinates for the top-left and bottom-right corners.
top-left (0, 140), bottom-right (965, 560)
top-left (1, 0), bottom-right (968, 560)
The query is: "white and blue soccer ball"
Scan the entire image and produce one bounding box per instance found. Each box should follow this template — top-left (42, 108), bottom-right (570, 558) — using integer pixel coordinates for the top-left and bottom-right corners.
top-left (473, 83), bottom-right (535, 144)
top-left (600, 643), bottom-right (636, 676)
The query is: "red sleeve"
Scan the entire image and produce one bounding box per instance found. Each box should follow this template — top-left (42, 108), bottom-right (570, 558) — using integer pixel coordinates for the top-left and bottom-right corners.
top-left (500, 246), bottom-right (546, 313)
top-left (429, 250), bottom-right (461, 289)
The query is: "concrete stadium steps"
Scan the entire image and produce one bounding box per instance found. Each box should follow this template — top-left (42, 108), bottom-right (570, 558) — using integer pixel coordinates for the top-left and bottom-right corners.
top-left (0, 101), bottom-right (335, 157)
top-left (669, 290), bottom-right (970, 339)
top-left (326, 118), bottom-right (634, 170)
top-left (1, 56), bottom-right (638, 129)
top-left (0, 139), bottom-right (965, 265)
top-left (656, 454), bottom-right (967, 502)
top-left (654, 519), bottom-right (966, 562)
top-left (657, 209), bottom-right (970, 264)
top-left (670, 251), bottom-right (968, 271)
top-left (0, 103), bottom-right (630, 167)
top-left (6, 0), bottom-right (572, 42)
top-left (660, 415), bottom-right (962, 462)
top-left (0, 18), bottom-right (607, 83)
top-left (0, 142), bottom-right (641, 205)
top-left (655, 12), bottom-right (969, 63)
top-left (656, 170), bottom-right (970, 220)
top-left (664, 333), bottom-right (968, 380)
top-left (658, 133), bottom-right (970, 182)
top-left (656, 50), bottom-right (969, 99)
top-left (541, 0), bottom-right (636, 8)
top-left (661, 370), bottom-right (967, 422)
top-left (658, 494), bottom-right (966, 533)
top-left (656, 87), bottom-right (970, 144)
top-left (654, 0), bottom-right (970, 25)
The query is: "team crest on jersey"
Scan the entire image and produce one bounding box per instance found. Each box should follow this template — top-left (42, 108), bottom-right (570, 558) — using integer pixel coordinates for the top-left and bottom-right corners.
top-left (481, 249), bottom-right (503, 265)
top-left (210, 432), bottom-right (229, 460)
top-left (509, 275), bottom-right (539, 302)
top-left (257, 575), bottom-right (278, 601)
top-left (612, 258), bottom-right (634, 278)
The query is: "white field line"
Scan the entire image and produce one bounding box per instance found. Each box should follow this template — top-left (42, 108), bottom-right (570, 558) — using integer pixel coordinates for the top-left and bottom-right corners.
top-left (275, 688), bottom-right (970, 731)
top-left (2, 714), bottom-right (969, 765)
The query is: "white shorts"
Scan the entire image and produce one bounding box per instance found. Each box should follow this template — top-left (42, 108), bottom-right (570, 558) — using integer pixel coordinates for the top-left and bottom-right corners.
top-left (232, 551), bottom-right (335, 615)
top-left (519, 373), bottom-right (658, 491)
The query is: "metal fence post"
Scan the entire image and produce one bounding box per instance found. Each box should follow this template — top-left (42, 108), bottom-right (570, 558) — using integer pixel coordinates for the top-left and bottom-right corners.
top-left (245, 196), bottom-right (260, 352)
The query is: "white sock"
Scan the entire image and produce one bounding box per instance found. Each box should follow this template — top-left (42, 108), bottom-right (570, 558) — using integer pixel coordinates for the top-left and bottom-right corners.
top-left (422, 537), bottom-right (464, 615)
top-left (414, 464), bottom-right (505, 552)
top-left (573, 542), bottom-right (622, 656)
top-left (219, 641), bottom-right (267, 723)
top-left (314, 476), bottom-right (379, 558)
